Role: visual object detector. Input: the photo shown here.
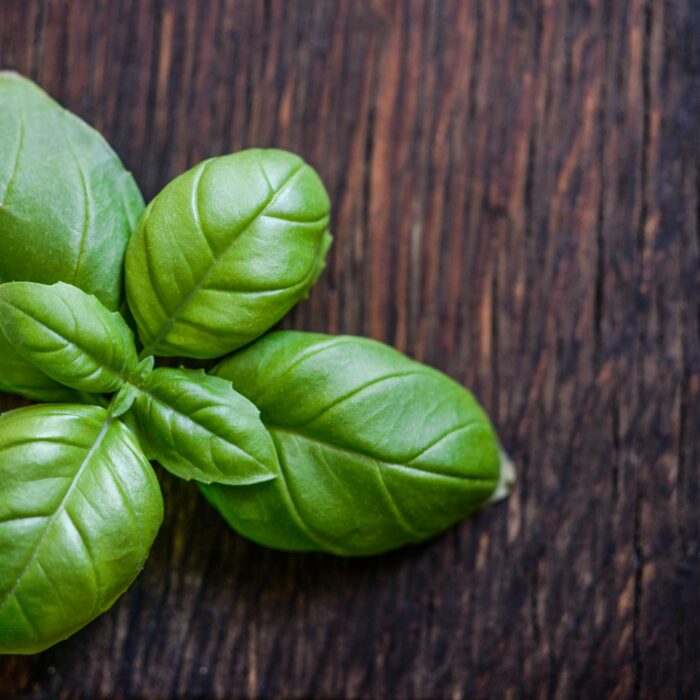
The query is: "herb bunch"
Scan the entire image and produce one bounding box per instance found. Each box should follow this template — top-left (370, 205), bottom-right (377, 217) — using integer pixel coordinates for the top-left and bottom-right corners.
top-left (0, 73), bottom-right (514, 654)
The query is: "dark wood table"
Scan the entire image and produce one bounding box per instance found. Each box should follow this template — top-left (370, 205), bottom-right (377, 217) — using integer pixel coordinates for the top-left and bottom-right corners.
top-left (1, 1), bottom-right (699, 698)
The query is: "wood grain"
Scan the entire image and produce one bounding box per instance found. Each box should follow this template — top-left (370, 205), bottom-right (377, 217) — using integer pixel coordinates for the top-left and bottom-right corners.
top-left (1, 0), bottom-right (699, 697)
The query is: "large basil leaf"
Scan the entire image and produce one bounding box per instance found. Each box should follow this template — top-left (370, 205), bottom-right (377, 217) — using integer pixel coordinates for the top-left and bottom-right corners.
top-left (0, 72), bottom-right (143, 312)
top-left (0, 404), bottom-right (163, 654)
top-left (0, 71), bottom-right (144, 401)
top-left (0, 330), bottom-right (81, 402)
top-left (0, 72), bottom-right (144, 401)
top-left (0, 281), bottom-right (138, 394)
top-left (204, 332), bottom-right (510, 556)
top-left (128, 367), bottom-right (278, 485)
top-left (125, 149), bottom-right (332, 359)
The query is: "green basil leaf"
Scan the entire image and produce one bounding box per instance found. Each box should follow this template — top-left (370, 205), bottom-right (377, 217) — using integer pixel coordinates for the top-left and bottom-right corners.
top-left (129, 367), bottom-right (278, 485)
top-left (204, 332), bottom-right (510, 556)
top-left (0, 72), bottom-right (144, 312)
top-left (109, 383), bottom-right (140, 418)
top-left (0, 404), bottom-right (163, 654)
top-left (125, 148), bottom-right (332, 359)
top-left (108, 357), bottom-right (155, 418)
top-left (131, 355), bottom-right (155, 381)
top-left (0, 281), bottom-right (138, 394)
top-left (0, 329), bottom-right (81, 402)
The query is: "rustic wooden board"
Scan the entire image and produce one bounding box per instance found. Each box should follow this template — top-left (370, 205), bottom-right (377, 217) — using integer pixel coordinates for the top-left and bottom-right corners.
top-left (1, 1), bottom-right (699, 697)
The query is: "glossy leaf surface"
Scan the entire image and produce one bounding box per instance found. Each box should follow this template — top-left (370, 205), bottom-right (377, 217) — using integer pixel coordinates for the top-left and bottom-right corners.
top-left (205, 332), bottom-right (504, 556)
top-left (0, 405), bottom-right (163, 654)
top-left (0, 281), bottom-right (138, 394)
top-left (0, 330), bottom-right (80, 402)
top-left (0, 72), bottom-right (143, 312)
top-left (130, 368), bottom-right (278, 485)
top-left (125, 149), bottom-right (332, 359)
top-left (0, 72), bottom-right (143, 400)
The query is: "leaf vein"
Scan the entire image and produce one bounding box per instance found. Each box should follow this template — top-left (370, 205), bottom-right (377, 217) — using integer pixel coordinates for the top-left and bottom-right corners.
top-left (0, 117), bottom-right (24, 210)
top-left (64, 507), bottom-right (101, 604)
top-left (59, 119), bottom-right (93, 287)
top-left (0, 416), bottom-right (113, 612)
top-left (102, 456), bottom-right (141, 535)
top-left (406, 421), bottom-right (481, 464)
top-left (268, 426), bottom-right (497, 485)
top-left (137, 383), bottom-right (274, 476)
top-left (12, 591), bottom-right (39, 640)
top-left (261, 211), bottom-right (330, 226)
top-left (296, 370), bottom-right (426, 428)
top-left (373, 461), bottom-right (426, 539)
top-left (251, 337), bottom-right (355, 406)
top-left (272, 435), bottom-right (342, 553)
top-left (0, 300), bottom-right (124, 386)
top-left (139, 162), bottom-right (306, 356)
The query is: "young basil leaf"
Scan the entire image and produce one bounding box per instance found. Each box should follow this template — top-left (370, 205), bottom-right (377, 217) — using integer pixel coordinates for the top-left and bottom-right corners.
top-left (125, 148), bottom-right (332, 359)
top-left (131, 355), bottom-right (156, 381)
top-left (108, 357), bottom-right (155, 418)
top-left (109, 383), bottom-right (140, 419)
top-left (0, 330), bottom-right (81, 402)
top-left (0, 281), bottom-right (138, 394)
top-left (0, 71), bottom-right (144, 312)
top-left (0, 404), bottom-right (163, 654)
top-left (204, 332), bottom-right (511, 556)
top-left (129, 367), bottom-right (278, 485)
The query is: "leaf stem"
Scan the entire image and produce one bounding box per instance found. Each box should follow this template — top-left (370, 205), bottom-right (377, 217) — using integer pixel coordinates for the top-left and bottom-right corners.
top-left (488, 446), bottom-right (516, 504)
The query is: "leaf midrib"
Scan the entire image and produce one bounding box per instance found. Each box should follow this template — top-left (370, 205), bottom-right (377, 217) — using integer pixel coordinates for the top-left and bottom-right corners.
top-left (139, 161), bottom-right (307, 357)
top-left (266, 425), bottom-right (497, 485)
top-left (0, 415), bottom-right (113, 619)
top-left (59, 117), bottom-right (92, 289)
top-left (136, 382), bottom-right (277, 482)
top-left (0, 115), bottom-right (24, 211)
top-left (0, 299), bottom-right (127, 387)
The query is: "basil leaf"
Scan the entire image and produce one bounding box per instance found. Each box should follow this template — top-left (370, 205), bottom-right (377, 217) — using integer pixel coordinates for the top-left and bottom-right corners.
top-left (0, 72), bottom-right (143, 312)
top-left (204, 332), bottom-right (510, 556)
top-left (109, 357), bottom-right (155, 418)
top-left (0, 404), bottom-right (163, 654)
top-left (129, 367), bottom-right (278, 485)
top-left (0, 72), bottom-right (144, 400)
top-left (0, 281), bottom-right (138, 394)
top-left (109, 383), bottom-right (140, 418)
top-left (0, 330), bottom-right (81, 402)
top-left (125, 149), bottom-right (332, 359)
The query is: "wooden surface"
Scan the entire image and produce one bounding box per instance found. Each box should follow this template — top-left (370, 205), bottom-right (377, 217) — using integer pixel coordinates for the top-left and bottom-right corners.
top-left (1, 1), bottom-right (699, 698)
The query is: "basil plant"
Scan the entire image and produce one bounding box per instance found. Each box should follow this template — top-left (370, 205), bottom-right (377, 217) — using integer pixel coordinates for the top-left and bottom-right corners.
top-left (0, 72), bottom-right (514, 655)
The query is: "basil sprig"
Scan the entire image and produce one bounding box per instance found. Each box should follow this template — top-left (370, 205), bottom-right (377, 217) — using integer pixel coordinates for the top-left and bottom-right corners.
top-left (0, 73), bottom-right (514, 654)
